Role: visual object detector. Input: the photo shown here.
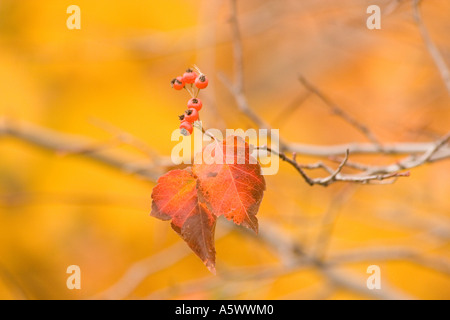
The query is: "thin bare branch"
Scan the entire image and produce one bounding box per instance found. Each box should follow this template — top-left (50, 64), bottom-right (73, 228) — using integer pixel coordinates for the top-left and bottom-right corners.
top-left (230, 0), bottom-right (244, 92)
top-left (328, 156), bottom-right (372, 172)
top-left (219, 0), bottom-right (288, 151)
top-left (238, 219), bottom-right (414, 300)
top-left (94, 226), bottom-right (232, 299)
top-left (411, 131), bottom-right (450, 164)
top-left (0, 262), bottom-right (29, 299)
top-left (258, 146), bottom-right (314, 186)
top-left (299, 161), bottom-right (335, 175)
top-left (319, 267), bottom-right (413, 299)
top-left (312, 185), bottom-right (356, 261)
top-left (258, 146), bottom-right (411, 186)
top-left (299, 76), bottom-right (382, 147)
top-left (89, 118), bottom-right (163, 162)
top-left (1, 117), bottom-right (446, 188)
top-left (93, 241), bottom-right (190, 299)
top-left (329, 247), bottom-right (450, 275)
top-left (0, 117), bottom-right (172, 182)
top-left (272, 91), bottom-right (310, 127)
top-left (286, 140), bottom-right (450, 160)
top-left (315, 149), bottom-right (350, 186)
top-left (412, 0), bottom-right (450, 94)
top-left (358, 131), bottom-right (450, 175)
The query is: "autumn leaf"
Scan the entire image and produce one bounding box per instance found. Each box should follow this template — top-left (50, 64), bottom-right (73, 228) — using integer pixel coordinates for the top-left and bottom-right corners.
top-left (150, 168), bottom-right (216, 273)
top-left (193, 135), bottom-right (266, 233)
top-left (150, 135), bottom-right (266, 273)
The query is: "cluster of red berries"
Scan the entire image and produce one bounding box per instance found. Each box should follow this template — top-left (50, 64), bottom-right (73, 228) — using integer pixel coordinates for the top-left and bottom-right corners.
top-left (171, 66), bottom-right (209, 136)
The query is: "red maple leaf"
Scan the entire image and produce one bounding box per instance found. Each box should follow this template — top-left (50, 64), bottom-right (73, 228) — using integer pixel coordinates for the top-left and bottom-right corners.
top-left (150, 135), bottom-right (265, 273)
top-left (151, 168), bottom-right (216, 273)
top-left (193, 135), bottom-right (265, 233)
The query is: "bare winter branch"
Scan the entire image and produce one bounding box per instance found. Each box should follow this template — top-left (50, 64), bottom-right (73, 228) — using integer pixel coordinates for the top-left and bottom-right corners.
top-left (218, 0), bottom-right (288, 151)
top-left (0, 117), bottom-right (172, 182)
top-left (259, 146), bottom-right (412, 186)
top-left (286, 140), bottom-right (450, 160)
top-left (412, 0), bottom-right (450, 94)
top-left (329, 247), bottom-right (450, 275)
top-left (299, 76), bottom-right (381, 147)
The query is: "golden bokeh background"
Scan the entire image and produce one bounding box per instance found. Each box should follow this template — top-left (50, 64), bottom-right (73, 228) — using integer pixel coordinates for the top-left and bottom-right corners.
top-left (0, 0), bottom-right (449, 299)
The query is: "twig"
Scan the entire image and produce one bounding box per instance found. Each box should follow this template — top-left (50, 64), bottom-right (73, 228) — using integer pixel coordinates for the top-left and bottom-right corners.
top-left (328, 156), bottom-right (371, 172)
top-left (411, 131), bottom-right (450, 165)
top-left (94, 226), bottom-right (232, 299)
top-left (258, 146), bottom-right (314, 186)
top-left (272, 91), bottom-right (310, 127)
top-left (319, 267), bottom-right (412, 299)
top-left (358, 131), bottom-right (450, 175)
top-left (299, 161), bottom-right (335, 175)
top-left (93, 241), bottom-right (190, 299)
top-left (238, 218), bottom-right (413, 300)
top-left (299, 76), bottom-right (382, 148)
top-left (0, 262), bottom-right (29, 299)
top-left (384, 0), bottom-right (407, 16)
top-left (286, 140), bottom-right (450, 160)
top-left (194, 0), bottom-right (228, 131)
top-left (412, 0), bottom-right (450, 94)
top-left (258, 146), bottom-right (411, 186)
top-left (89, 118), bottom-right (163, 162)
top-left (230, 0), bottom-right (244, 92)
top-left (312, 185), bottom-right (356, 261)
top-left (315, 149), bottom-right (350, 186)
top-left (1, 117), bottom-right (446, 187)
top-left (0, 117), bottom-right (171, 182)
top-left (329, 247), bottom-right (450, 275)
top-left (218, 0), bottom-right (288, 151)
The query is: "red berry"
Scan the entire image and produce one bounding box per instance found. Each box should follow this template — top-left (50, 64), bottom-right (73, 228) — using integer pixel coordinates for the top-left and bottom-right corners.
top-left (183, 108), bottom-right (199, 122)
top-left (182, 69), bottom-right (197, 84)
top-left (179, 121), bottom-right (193, 136)
top-left (195, 74), bottom-right (208, 89)
top-left (187, 98), bottom-right (202, 111)
top-left (171, 76), bottom-right (184, 90)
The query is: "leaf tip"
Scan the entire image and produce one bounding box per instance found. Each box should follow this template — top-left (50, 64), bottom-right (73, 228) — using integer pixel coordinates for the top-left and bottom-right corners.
top-left (242, 217), bottom-right (258, 234)
top-left (205, 261), bottom-right (216, 275)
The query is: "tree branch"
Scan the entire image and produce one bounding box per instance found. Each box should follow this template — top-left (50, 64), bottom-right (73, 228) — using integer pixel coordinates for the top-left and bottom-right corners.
top-left (218, 0), bottom-right (288, 151)
top-left (299, 76), bottom-right (382, 148)
top-left (412, 0), bottom-right (450, 94)
top-left (0, 117), bottom-right (171, 182)
top-left (329, 247), bottom-right (450, 275)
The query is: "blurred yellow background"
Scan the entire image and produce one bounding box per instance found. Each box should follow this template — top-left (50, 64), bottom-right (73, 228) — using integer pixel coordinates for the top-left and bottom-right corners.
top-left (0, 0), bottom-right (449, 299)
